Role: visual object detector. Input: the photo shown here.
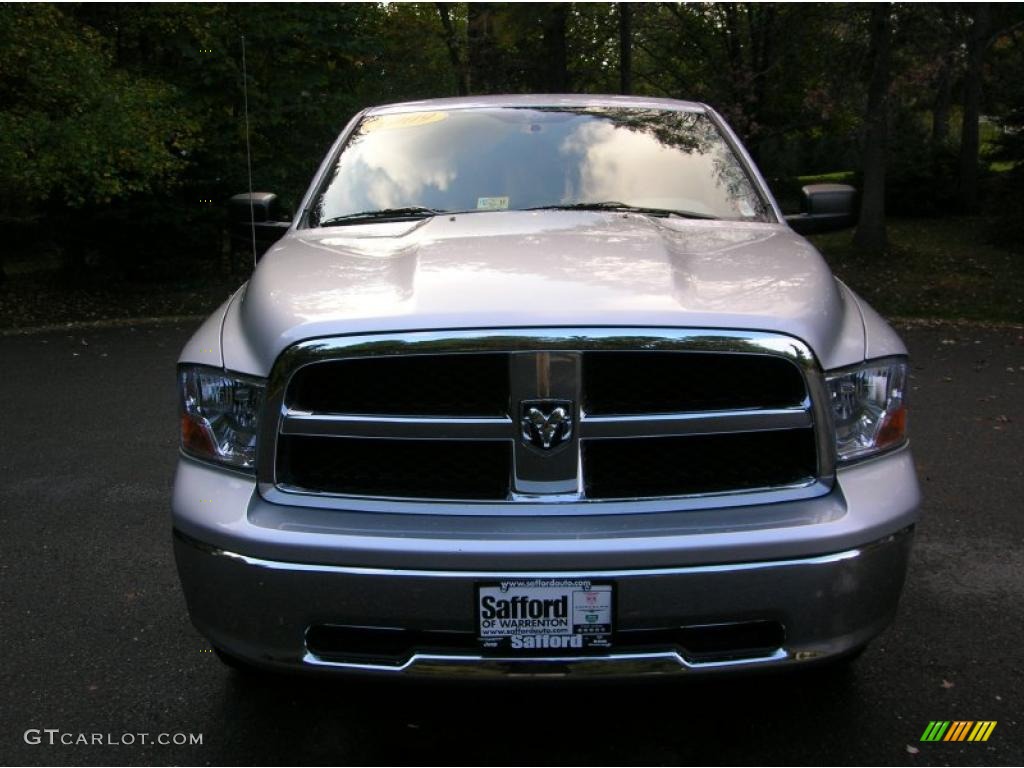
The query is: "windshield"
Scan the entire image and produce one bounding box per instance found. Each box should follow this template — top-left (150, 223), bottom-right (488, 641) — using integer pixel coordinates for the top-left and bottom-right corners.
top-left (306, 106), bottom-right (772, 226)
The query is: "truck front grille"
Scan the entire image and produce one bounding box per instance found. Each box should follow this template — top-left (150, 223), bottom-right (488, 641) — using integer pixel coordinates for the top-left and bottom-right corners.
top-left (583, 351), bottom-right (806, 414)
top-left (582, 430), bottom-right (818, 500)
top-left (277, 435), bottom-right (511, 500)
top-left (287, 354), bottom-right (508, 416)
top-left (259, 329), bottom-right (832, 508)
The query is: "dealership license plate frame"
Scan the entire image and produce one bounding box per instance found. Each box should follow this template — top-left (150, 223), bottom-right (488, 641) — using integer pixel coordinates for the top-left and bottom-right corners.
top-left (476, 578), bottom-right (614, 652)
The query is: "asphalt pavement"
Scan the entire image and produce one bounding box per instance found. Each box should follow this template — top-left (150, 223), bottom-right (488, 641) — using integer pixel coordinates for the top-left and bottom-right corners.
top-left (0, 320), bottom-right (1021, 766)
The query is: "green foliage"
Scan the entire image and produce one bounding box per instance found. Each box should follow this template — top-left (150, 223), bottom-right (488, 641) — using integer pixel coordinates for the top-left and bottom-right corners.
top-left (0, 4), bottom-right (196, 209)
top-left (986, 16), bottom-right (1024, 246)
top-left (987, 112), bottom-right (1024, 246)
top-left (797, 171), bottom-right (857, 184)
top-left (884, 108), bottom-right (959, 217)
top-left (628, 4), bottom-right (866, 167)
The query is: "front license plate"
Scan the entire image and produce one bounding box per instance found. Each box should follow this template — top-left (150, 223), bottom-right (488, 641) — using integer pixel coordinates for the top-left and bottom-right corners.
top-left (477, 579), bottom-right (613, 652)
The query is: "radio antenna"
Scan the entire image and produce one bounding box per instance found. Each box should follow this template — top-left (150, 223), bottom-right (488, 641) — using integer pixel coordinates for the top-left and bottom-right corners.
top-left (241, 34), bottom-right (257, 267)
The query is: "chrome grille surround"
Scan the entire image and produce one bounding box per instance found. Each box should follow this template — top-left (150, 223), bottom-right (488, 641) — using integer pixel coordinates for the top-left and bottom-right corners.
top-left (256, 328), bottom-right (835, 515)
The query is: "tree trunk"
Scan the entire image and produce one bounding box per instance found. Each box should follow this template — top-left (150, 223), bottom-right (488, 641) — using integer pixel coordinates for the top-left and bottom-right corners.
top-left (747, 2), bottom-right (776, 157)
top-left (853, 4), bottom-right (892, 253)
top-left (931, 53), bottom-right (953, 150)
top-left (0, 212), bottom-right (6, 284)
top-left (618, 3), bottom-right (632, 94)
top-left (542, 4), bottom-right (569, 92)
top-left (958, 3), bottom-right (991, 213)
top-left (435, 3), bottom-right (469, 96)
top-left (466, 3), bottom-right (498, 94)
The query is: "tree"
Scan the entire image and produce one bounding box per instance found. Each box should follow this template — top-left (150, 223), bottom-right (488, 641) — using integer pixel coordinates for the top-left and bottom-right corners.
top-left (541, 3), bottom-right (569, 92)
top-left (958, 3), bottom-right (992, 212)
top-left (0, 4), bottom-right (197, 275)
top-left (625, 2), bottom-right (861, 184)
top-left (854, 4), bottom-right (893, 252)
top-left (566, 4), bottom-right (619, 94)
top-left (466, 3), bottom-right (499, 93)
top-left (618, 3), bottom-right (632, 94)
top-left (433, 3), bottom-right (574, 95)
top-left (436, 3), bottom-right (469, 95)
top-left (929, 8), bottom-right (961, 151)
top-left (0, 5), bottom-right (195, 210)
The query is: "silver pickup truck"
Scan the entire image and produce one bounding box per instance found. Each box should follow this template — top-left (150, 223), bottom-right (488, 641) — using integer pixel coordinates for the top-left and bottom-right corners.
top-left (173, 95), bottom-right (919, 678)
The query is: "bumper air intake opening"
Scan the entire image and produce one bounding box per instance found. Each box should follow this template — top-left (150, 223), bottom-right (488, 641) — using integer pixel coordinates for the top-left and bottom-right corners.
top-left (620, 620), bottom-right (787, 662)
top-left (305, 620), bottom-right (786, 667)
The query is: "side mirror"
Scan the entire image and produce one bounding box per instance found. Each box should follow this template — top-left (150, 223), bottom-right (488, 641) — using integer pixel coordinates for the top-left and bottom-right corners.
top-left (228, 192), bottom-right (291, 260)
top-left (785, 184), bottom-right (858, 235)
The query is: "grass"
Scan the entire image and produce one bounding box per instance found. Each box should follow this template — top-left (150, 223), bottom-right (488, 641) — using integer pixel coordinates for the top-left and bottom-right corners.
top-left (797, 170), bottom-right (856, 185)
top-left (809, 216), bottom-right (1024, 324)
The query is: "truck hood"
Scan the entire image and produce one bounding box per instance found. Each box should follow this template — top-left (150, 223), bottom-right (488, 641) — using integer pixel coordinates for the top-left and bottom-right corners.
top-left (224, 210), bottom-right (865, 374)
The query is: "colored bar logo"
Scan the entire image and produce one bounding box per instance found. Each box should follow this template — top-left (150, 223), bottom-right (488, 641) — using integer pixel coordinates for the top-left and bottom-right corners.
top-left (920, 721), bottom-right (997, 742)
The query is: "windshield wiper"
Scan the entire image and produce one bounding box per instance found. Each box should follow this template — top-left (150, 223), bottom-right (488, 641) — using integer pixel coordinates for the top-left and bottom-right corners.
top-left (317, 206), bottom-right (445, 227)
top-left (525, 201), bottom-right (719, 220)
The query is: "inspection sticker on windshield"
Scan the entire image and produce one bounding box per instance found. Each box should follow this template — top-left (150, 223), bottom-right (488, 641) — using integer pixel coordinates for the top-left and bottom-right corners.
top-left (476, 196), bottom-right (509, 210)
top-left (477, 579), bottom-right (613, 651)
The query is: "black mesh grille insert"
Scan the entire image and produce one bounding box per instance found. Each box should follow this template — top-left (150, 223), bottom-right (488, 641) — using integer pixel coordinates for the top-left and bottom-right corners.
top-left (582, 429), bottom-right (817, 499)
top-left (277, 435), bottom-right (511, 500)
top-left (583, 352), bottom-right (806, 415)
top-left (287, 354), bottom-right (509, 416)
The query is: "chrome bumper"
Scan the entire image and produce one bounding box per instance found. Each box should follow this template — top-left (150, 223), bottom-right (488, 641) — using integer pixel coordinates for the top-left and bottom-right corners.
top-left (303, 648), bottom-right (790, 677)
top-left (173, 526), bottom-right (913, 678)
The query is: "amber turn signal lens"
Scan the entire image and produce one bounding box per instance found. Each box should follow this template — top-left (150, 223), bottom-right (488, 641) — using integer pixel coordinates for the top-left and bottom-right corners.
top-left (876, 405), bottom-right (907, 450)
top-left (181, 413), bottom-right (218, 457)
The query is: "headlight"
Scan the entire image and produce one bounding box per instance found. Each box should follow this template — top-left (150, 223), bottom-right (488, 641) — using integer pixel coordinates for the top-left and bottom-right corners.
top-left (827, 357), bottom-right (908, 462)
top-left (179, 365), bottom-right (265, 471)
